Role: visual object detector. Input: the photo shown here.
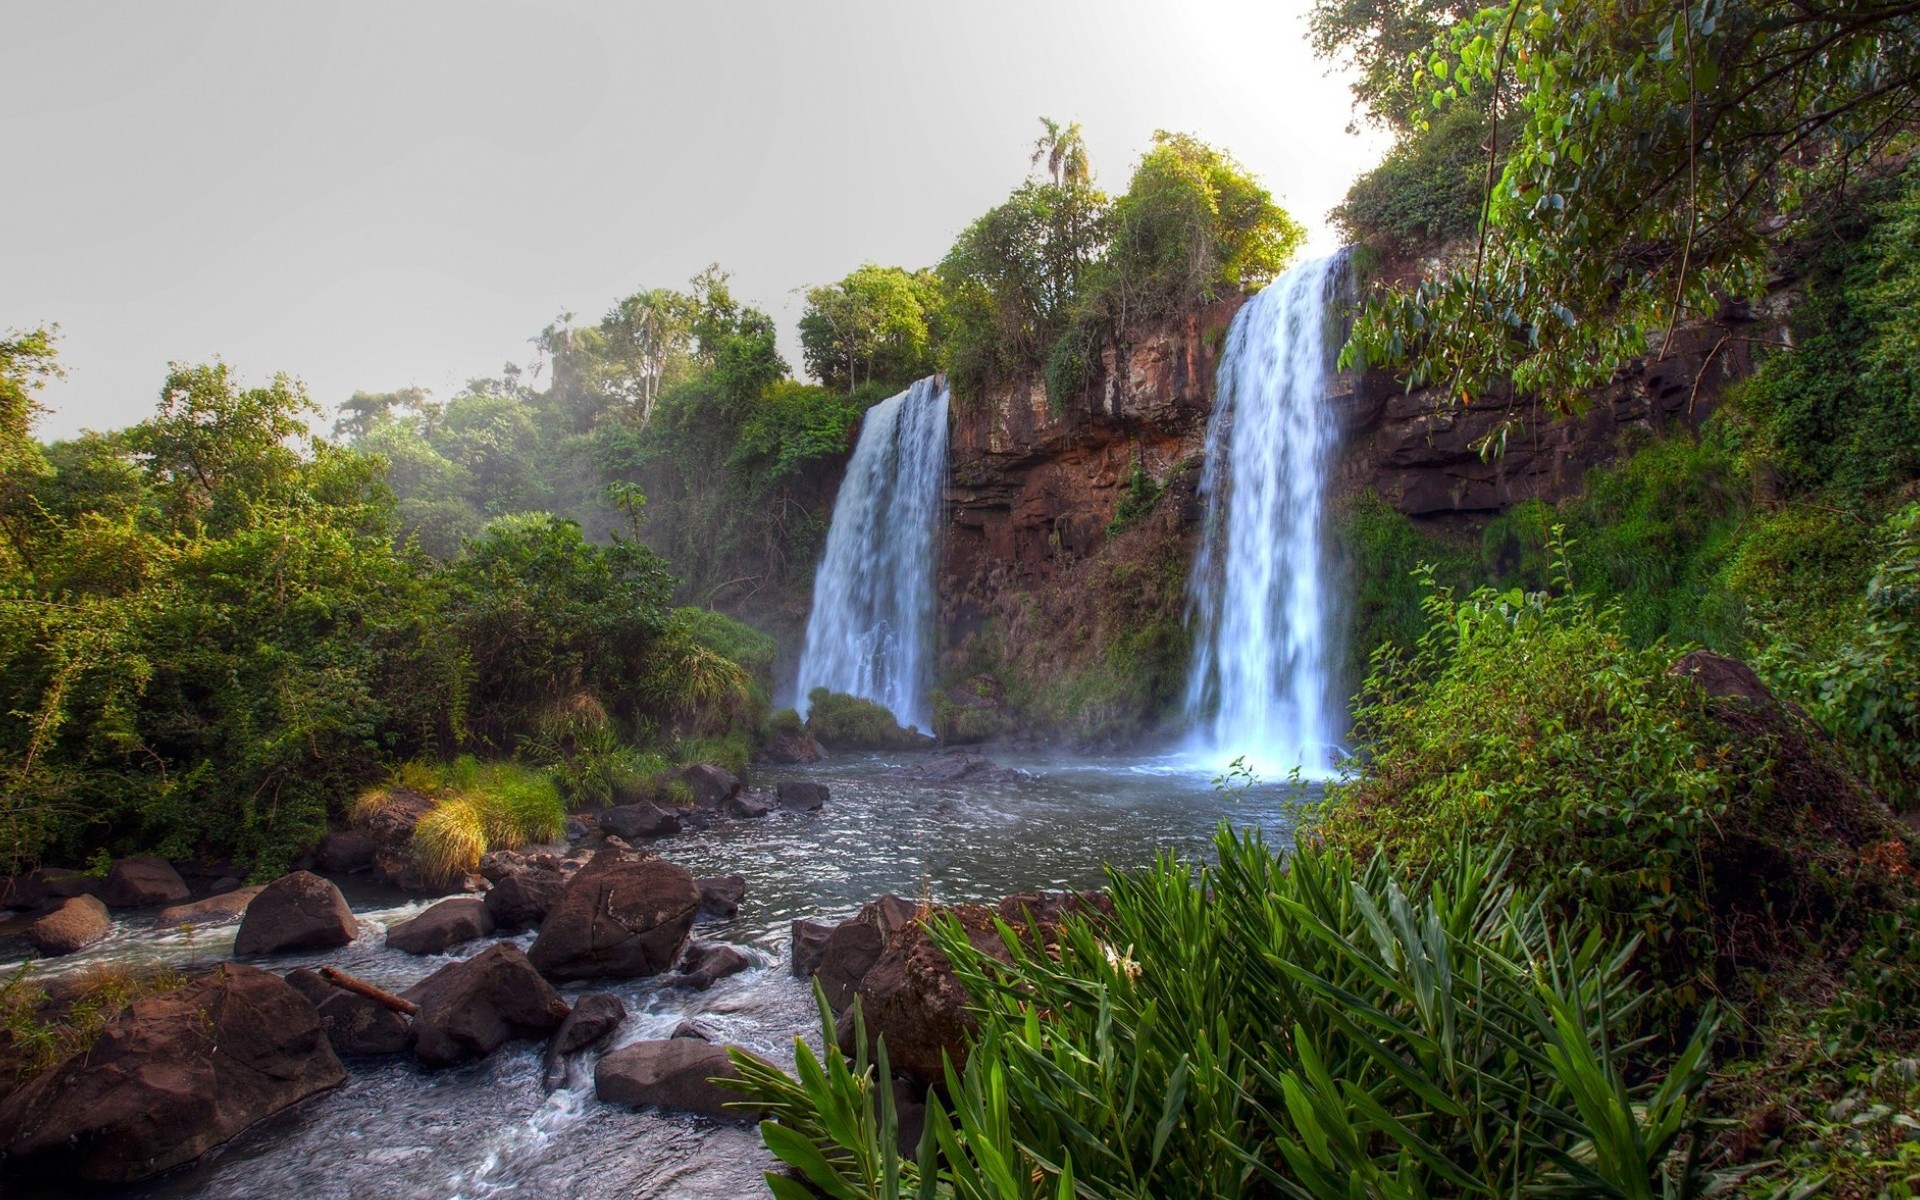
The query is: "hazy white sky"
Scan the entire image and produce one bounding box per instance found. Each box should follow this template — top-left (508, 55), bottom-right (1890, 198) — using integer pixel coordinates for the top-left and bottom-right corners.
top-left (4, 1), bottom-right (1389, 440)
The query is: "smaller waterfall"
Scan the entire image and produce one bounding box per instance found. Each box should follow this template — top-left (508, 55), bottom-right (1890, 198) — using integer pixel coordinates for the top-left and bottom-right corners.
top-left (1184, 254), bottom-right (1347, 775)
top-left (794, 376), bottom-right (950, 732)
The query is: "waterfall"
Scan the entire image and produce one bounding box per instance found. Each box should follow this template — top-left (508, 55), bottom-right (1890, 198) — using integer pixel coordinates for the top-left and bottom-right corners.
top-left (1184, 254), bottom-right (1347, 775)
top-left (794, 375), bottom-right (950, 732)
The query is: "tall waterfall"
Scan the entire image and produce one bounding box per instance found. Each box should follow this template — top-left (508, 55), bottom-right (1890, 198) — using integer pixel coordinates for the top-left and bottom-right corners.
top-left (794, 376), bottom-right (950, 732)
top-left (1184, 254), bottom-right (1347, 775)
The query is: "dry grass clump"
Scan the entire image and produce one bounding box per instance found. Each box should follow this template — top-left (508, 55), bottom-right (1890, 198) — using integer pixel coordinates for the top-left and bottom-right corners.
top-left (360, 756), bottom-right (566, 883)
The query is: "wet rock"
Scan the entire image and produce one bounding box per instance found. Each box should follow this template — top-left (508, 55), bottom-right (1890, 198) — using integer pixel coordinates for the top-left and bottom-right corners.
top-left (354, 788), bottom-right (436, 892)
top-left (0, 965), bottom-right (344, 1185)
top-left (26, 894), bottom-right (111, 957)
top-left (696, 874), bottom-right (746, 918)
top-left (600, 802), bottom-right (682, 841)
top-left (541, 992), bottom-right (626, 1089)
top-left (527, 850), bottom-right (699, 982)
top-left (405, 943), bottom-right (570, 1068)
top-left (759, 728), bottom-right (826, 765)
top-left (206, 876), bottom-right (245, 894)
top-left (233, 871), bottom-right (359, 957)
top-left (816, 919), bottom-right (885, 1011)
top-left (315, 831), bottom-right (378, 874)
top-left (725, 791), bottom-right (775, 819)
top-left (675, 942), bottom-right (751, 990)
top-left (156, 886), bottom-right (265, 928)
top-left (385, 897), bottom-right (494, 955)
top-left (284, 968), bottom-right (411, 1057)
top-left (776, 781), bottom-right (829, 811)
top-left (595, 1038), bottom-right (760, 1120)
top-left (483, 869), bottom-right (564, 932)
top-left (885, 750), bottom-right (1030, 786)
top-left (100, 855), bottom-right (191, 909)
top-left (671, 763), bottom-right (740, 809)
top-left (791, 918), bottom-right (833, 977)
top-left (670, 1020), bottom-right (711, 1041)
top-left (847, 908), bottom-right (1013, 1085)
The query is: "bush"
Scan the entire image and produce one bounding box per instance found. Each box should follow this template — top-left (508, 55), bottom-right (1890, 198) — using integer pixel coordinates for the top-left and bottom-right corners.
top-left (731, 833), bottom-right (1721, 1199)
top-left (1320, 540), bottom-right (1901, 997)
top-left (1332, 105), bottom-right (1491, 257)
top-left (364, 756), bottom-right (565, 883)
top-left (803, 688), bottom-right (928, 750)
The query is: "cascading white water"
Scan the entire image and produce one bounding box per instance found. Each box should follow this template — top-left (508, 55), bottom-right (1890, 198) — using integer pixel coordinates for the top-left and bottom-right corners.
top-left (794, 375), bottom-right (950, 732)
top-left (1184, 254), bottom-right (1347, 775)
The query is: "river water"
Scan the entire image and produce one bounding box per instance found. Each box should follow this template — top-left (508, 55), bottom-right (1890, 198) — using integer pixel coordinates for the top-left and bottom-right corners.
top-left (2, 751), bottom-right (1308, 1200)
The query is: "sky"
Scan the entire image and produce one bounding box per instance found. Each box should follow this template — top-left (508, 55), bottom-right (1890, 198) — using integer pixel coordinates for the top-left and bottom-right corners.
top-left (4, 1), bottom-right (1391, 441)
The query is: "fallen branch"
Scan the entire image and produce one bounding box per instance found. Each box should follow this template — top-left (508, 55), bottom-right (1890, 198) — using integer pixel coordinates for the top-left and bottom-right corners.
top-left (319, 966), bottom-right (418, 1015)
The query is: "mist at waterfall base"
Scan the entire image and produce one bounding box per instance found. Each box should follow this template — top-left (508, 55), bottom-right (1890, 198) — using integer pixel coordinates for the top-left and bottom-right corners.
top-left (792, 376), bottom-right (950, 732)
top-left (1183, 254), bottom-right (1348, 779)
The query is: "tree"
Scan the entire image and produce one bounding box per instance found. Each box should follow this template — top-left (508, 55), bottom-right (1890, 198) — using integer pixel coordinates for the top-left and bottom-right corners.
top-left (1346, 0), bottom-right (1920, 411)
top-left (334, 386), bottom-right (432, 441)
top-left (128, 362), bottom-right (317, 533)
top-left (596, 288), bottom-right (696, 428)
top-left (798, 265), bottom-right (943, 392)
top-left (1030, 116), bottom-right (1091, 187)
top-left (1309, 0), bottom-right (1482, 130)
top-left (0, 327), bottom-right (60, 569)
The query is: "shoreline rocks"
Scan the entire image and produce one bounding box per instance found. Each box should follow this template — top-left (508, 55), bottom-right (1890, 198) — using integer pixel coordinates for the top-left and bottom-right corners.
top-left (156, 886), bottom-right (265, 928)
top-left (101, 856), bottom-right (191, 909)
top-left (234, 871), bottom-right (358, 957)
top-left (406, 943), bottom-right (569, 1067)
top-left (25, 894), bottom-right (111, 957)
top-left (595, 1038), bottom-right (759, 1120)
top-left (385, 897), bottom-right (494, 956)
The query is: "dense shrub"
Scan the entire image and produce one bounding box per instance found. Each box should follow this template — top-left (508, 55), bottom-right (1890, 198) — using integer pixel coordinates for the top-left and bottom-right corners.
top-left (803, 689), bottom-right (928, 750)
top-left (733, 834), bottom-right (1718, 1199)
top-left (355, 756), bottom-right (565, 883)
top-left (1332, 105), bottom-right (1490, 256)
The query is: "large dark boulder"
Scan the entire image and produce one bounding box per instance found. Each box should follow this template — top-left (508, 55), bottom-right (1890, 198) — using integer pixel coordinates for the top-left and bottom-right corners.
top-left (354, 788), bottom-right (436, 892)
top-left (315, 831), bottom-right (378, 874)
top-left (0, 965), bottom-right (345, 1185)
top-left (484, 869), bottom-right (565, 931)
top-left (385, 897), bottom-right (495, 956)
top-left (405, 943), bottom-right (570, 1067)
top-left (595, 1038), bottom-right (760, 1120)
top-left (100, 856), bottom-right (190, 909)
top-left (847, 907), bottom-right (1013, 1085)
top-left (26, 894), bottom-right (111, 957)
top-left (725, 791), bottom-right (775, 819)
top-left (791, 918), bottom-right (834, 977)
top-left (600, 802), bottom-right (682, 841)
top-left (671, 763), bottom-right (740, 809)
top-left (541, 992), bottom-right (626, 1090)
top-left (5, 867), bottom-right (101, 911)
top-left (156, 886), bottom-right (265, 928)
top-left (776, 781), bottom-right (829, 811)
top-left (284, 968), bottom-right (412, 1057)
top-left (759, 728), bottom-right (826, 765)
top-left (696, 874), bottom-right (746, 918)
top-left (234, 871), bottom-right (358, 956)
top-left (814, 894), bottom-right (920, 1008)
top-left (527, 851), bottom-right (699, 982)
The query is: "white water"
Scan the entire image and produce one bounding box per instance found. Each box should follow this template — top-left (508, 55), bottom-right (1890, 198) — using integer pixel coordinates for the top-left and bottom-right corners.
top-left (1184, 255), bottom-right (1347, 777)
top-left (794, 376), bottom-right (950, 732)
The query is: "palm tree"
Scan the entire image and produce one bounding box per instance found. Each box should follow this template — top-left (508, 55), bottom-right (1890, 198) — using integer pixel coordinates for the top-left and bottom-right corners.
top-left (1030, 117), bottom-right (1091, 189)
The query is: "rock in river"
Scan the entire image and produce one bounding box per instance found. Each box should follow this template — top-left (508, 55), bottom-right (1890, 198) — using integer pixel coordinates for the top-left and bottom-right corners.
top-left (696, 873), bottom-right (746, 918)
top-left (100, 855), bottom-right (191, 909)
top-left (25, 894), bottom-right (111, 957)
top-left (595, 1038), bottom-right (760, 1120)
top-left (0, 965), bottom-right (345, 1185)
top-left (528, 850), bottom-right (699, 982)
top-left (385, 896), bottom-right (495, 956)
top-left (234, 871), bottom-right (359, 956)
top-left (405, 943), bottom-right (570, 1067)
top-left (156, 886), bottom-right (265, 928)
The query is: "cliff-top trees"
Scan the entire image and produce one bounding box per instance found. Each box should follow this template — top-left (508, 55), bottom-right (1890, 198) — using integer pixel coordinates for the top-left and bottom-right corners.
top-left (797, 265), bottom-right (944, 394)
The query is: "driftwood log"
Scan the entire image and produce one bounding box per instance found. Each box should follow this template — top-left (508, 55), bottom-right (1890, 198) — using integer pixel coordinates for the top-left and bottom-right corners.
top-left (319, 965), bottom-right (418, 1015)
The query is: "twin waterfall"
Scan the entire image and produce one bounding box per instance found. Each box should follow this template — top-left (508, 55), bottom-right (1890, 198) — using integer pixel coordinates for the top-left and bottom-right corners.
top-left (1184, 255), bottom-right (1347, 775)
top-left (794, 376), bottom-right (950, 733)
top-left (795, 255), bottom-right (1345, 775)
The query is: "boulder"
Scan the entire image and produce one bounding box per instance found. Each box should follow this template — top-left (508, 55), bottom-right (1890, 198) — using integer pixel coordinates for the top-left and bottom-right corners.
top-left (671, 763), bottom-right (740, 809)
top-left (283, 968), bottom-right (411, 1057)
top-left (675, 942), bottom-right (752, 990)
top-left (355, 788), bottom-right (435, 891)
top-left (776, 781), bottom-right (829, 811)
top-left (26, 894), bottom-right (111, 957)
top-left (234, 871), bottom-right (359, 956)
top-left (0, 965), bottom-right (344, 1185)
top-left (696, 874), bottom-right (746, 918)
top-left (599, 801), bottom-right (682, 841)
top-left (816, 919), bottom-right (885, 1011)
top-left (6, 866), bottom-right (101, 911)
top-left (595, 1038), bottom-right (759, 1120)
top-left (884, 750), bottom-right (1030, 786)
top-left (848, 908), bottom-right (1013, 1085)
top-left (156, 886), bottom-right (265, 928)
top-left (405, 943), bottom-right (570, 1068)
top-left (541, 992), bottom-right (626, 1089)
top-left (791, 918), bottom-right (834, 977)
top-left (315, 831), bottom-right (378, 874)
top-left (760, 728), bottom-right (826, 765)
top-left (671, 1020), bottom-right (711, 1041)
top-left (385, 897), bottom-right (495, 956)
top-left (725, 791), bottom-right (775, 819)
top-left (100, 856), bottom-right (191, 909)
top-left (528, 851), bottom-right (700, 982)
top-left (483, 869), bottom-right (565, 932)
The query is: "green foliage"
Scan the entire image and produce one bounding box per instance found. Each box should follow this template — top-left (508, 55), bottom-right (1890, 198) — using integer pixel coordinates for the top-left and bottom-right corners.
top-left (733, 834), bottom-right (1723, 1199)
top-left (1, 963), bottom-right (186, 1092)
top-left (1346, 0), bottom-right (1920, 411)
top-left (1766, 504), bottom-right (1920, 809)
top-left (1322, 539), bottom-right (1892, 994)
top-left (368, 756), bottom-right (566, 882)
top-left (1332, 105), bottom-right (1490, 255)
top-left (1309, 0), bottom-right (1482, 130)
top-left (1105, 459), bottom-right (1163, 536)
top-left (804, 688), bottom-right (928, 750)
top-left (799, 265), bottom-right (945, 393)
